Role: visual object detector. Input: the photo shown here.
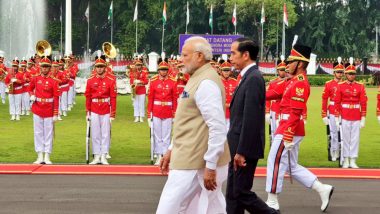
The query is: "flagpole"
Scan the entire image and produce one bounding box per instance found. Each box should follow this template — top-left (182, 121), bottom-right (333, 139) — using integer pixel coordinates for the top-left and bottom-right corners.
top-left (275, 5), bottom-right (279, 65)
top-left (60, 4), bottom-right (63, 56)
top-left (87, 2), bottom-right (90, 56)
top-left (136, 17), bottom-right (138, 54)
top-left (111, 1), bottom-right (113, 44)
top-left (261, 23), bottom-right (264, 61)
top-left (162, 22), bottom-right (165, 54)
top-left (282, 19), bottom-right (285, 56)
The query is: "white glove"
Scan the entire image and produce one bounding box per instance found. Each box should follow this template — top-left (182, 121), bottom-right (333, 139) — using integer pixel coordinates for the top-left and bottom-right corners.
top-left (378, 116), bottom-right (380, 125)
top-left (53, 116), bottom-right (58, 122)
top-left (284, 141), bottom-right (295, 151)
top-left (110, 117), bottom-right (115, 124)
top-left (276, 119), bottom-right (279, 128)
top-left (335, 116), bottom-right (341, 127)
top-left (360, 117), bottom-right (365, 128)
top-left (322, 117), bottom-right (329, 125)
top-left (86, 112), bottom-right (91, 122)
top-left (134, 79), bottom-right (141, 84)
top-left (265, 113), bottom-right (271, 124)
top-left (303, 119), bottom-right (307, 125)
top-left (30, 95), bottom-right (36, 102)
top-left (11, 78), bottom-right (17, 83)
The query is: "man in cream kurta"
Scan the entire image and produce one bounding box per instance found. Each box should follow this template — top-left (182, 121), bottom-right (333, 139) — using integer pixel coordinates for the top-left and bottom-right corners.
top-left (156, 37), bottom-right (230, 214)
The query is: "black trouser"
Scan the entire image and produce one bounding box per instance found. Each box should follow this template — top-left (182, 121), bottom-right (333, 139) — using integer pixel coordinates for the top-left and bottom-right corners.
top-left (226, 158), bottom-right (276, 214)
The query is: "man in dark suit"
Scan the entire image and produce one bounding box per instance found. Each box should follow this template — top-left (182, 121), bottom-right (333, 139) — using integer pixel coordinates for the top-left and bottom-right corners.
top-left (226, 38), bottom-right (278, 214)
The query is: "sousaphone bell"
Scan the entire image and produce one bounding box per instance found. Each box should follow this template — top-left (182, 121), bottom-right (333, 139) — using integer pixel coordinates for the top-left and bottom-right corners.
top-left (102, 42), bottom-right (117, 59)
top-left (36, 40), bottom-right (52, 57)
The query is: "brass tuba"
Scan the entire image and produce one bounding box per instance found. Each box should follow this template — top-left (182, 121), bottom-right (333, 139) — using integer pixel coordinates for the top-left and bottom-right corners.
top-left (102, 42), bottom-right (117, 59)
top-left (36, 40), bottom-right (52, 57)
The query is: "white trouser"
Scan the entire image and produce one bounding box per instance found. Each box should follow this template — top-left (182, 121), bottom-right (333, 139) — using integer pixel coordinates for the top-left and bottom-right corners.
top-left (22, 92), bottom-right (30, 111)
top-left (60, 91), bottom-right (68, 111)
top-left (9, 94), bottom-right (22, 115)
top-left (156, 164), bottom-right (228, 214)
top-left (0, 81), bottom-right (6, 102)
top-left (341, 119), bottom-right (360, 158)
top-left (91, 112), bottom-right (110, 155)
top-left (328, 115), bottom-right (339, 151)
top-left (72, 81), bottom-right (76, 103)
top-left (33, 114), bottom-right (54, 153)
top-left (269, 111), bottom-right (278, 143)
top-left (68, 86), bottom-right (74, 106)
top-left (133, 94), bottom-right (145, 117)
top-left (266, 134), bottom-right (317, 194)
top-left (153, 116), bottom-right (172, 155)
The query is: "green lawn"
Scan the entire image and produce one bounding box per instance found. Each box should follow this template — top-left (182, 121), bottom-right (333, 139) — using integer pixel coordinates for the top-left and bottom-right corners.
top-left (0, 87), bottom-right (379, 167)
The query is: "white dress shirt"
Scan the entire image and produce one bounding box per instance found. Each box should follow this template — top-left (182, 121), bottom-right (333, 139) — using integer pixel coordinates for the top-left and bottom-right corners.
top-left (239, 62), bottom-right (256, 78)
top-left (194, 79), bottom-right (227, 170)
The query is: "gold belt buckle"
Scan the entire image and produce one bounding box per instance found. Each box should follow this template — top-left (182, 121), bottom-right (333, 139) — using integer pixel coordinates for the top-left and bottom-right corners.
top-left (161, 102), bottom-right (166, 106)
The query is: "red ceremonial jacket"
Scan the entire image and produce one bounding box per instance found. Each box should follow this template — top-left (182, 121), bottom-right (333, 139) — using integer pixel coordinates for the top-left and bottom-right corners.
top-left (129, 68), bottom-right (148, 95)
top-left (5, 72), bottom-right (24, 94)
top-left (29, 73), bottom-right (60, 118)
top-left (265, 77), bottom-right (287, 115)
top-left (276, 73), bottom-right (310, 142)
top-left (147, 75), bottom-right (177, 119)
top-left (377, 86), bottom-right (380, 116)
top-left (85, 74), bottom-right (117, 118)
top-left (334, 81), bottom-right (367, 121)
top-left (222, 77), bottom-right (237, 119)
top-left (321, 79), bottom-right (341, 118)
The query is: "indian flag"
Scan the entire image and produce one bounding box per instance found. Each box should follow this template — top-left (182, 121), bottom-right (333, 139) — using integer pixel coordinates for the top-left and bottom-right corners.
top-left (162, 1), bottom-right (167, 25)
top-left (108, 1), bottom-right (113, 22)
top-left (209, 5), bottom-right (213, 30)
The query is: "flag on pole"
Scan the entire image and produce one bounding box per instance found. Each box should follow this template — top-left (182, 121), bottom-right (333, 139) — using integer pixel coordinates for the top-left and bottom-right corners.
top-left (85, 3), bottom-right (89, 22)
top-left (232, 3), bottom-right (237, 26)
top-left (108, 1), bottom-right (113, 22)
top-left (209, 5), bottom-right (213, 30)
top-left (133, 0), bottom-right (138, 22)
top-left (60, 5), bottom-right (62, 22)
top-left (260, 3), bottom-right (265, 24)
top-left (283, 3), bottom-right (288, 26)
top-left (162, 1), bottom-right (167, 25)
top-left (186, 1), bottom-right (190, 25)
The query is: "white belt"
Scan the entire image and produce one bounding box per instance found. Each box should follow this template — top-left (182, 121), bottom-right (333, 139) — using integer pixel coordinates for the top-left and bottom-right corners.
top-left (329, 101), bottom-right (335, 105)
top-left (60, 84), bottom-right (69, 88)
top-left (92, 98), bottom-right (110, 103)
top-left (342, 104), bottom-right (360, 109)
top-left (36, 97), bottom-right (53, 103)
top-left (154, 101), bottom-right (172, 106)
top-left (70, 78), bottom-right (75, 81)
top-left (14, 86), bottom-right (23, 90)
top-left (24, 83), bottom-right (30, 86)
top-left (280, 114), bottom-right (290, 120)
top-left (177, 85), bottom-right (185, 88)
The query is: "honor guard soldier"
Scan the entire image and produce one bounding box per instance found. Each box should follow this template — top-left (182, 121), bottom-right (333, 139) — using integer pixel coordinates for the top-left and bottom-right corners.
top-left (51, 58), bottom-right (65, 121)
top-left (29, 51), bottom-right (60, 164)
top-left (220, 61), bottom-right (237, 130)
top-left (265, 56), bottom-right (288, 144)
top-left (130, 58), bottom-right (148, 122)
top-left (0, 53), bottom-right (7, 104)
top-left (147, 61), bottom-right (177, 165)
top-left (5, 57), bottom-right (24, 121)
top-left (265, 44), bottom-right (334, 212)
top-left (334, 57), bottom-right (368, 168)
top-left (85, 53), bottom-right (117, 165)
top-left (58, 57), bottom-right (70, 117)
top-left (20, 59), bottom-right (31, 116)
top-left (321, 57), bottom-right (344, 161)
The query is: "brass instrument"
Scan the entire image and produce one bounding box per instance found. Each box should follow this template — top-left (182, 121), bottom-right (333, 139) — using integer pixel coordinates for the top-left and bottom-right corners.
top-left (130, 67), bottom-right (138, 99)
top-left (36, 40), bottom-right (52, 57)
top-left (177, 72), bottom-right (184, 81)
top-left (102, 42), bottom-right (117, 59)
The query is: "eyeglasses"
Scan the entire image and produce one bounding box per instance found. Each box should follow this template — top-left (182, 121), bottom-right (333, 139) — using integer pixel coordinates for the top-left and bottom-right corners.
top-left (335, 71), bottom-right (343, 74)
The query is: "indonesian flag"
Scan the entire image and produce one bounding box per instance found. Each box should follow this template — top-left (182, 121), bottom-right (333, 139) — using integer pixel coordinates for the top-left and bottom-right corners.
top-left (260, 3), bottom-right (265, 24)
top-left (186, 1), bottom-right (189, 25)
top-left (163, 1), bottom-right (167, 25)
top-left (232, 3), bottom-right (237, 26)
top-left (283, 3), bottom-right (288, 26)
top-left (85, 3), bottom-right (89, 22)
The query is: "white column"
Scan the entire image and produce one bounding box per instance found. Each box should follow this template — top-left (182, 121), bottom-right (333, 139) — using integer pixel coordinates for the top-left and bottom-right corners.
top-left (65, 0), bottom-right (72, 55)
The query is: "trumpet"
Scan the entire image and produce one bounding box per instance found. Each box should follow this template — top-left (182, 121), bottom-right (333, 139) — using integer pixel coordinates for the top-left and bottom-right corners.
top-left (102, 42), bottom-right (117, 59)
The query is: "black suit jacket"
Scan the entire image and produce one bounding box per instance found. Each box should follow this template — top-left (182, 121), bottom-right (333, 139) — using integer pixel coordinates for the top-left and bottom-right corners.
top-left (227, 65), bottom-right (266, 160)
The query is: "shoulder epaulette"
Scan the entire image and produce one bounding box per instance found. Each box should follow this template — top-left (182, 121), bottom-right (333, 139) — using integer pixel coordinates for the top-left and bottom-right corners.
top-left (297, 75), bottom-right (305, 81)
top-left (277, 80), bottom-right (285, 85)
top-left (325, 79), bottom-right (333, 84)
top-left (338, 81), bottom-right (346, 84)
top-left (355, 81), bottom-right (364, 85)
top-left (230, 77), bottom-right (237, 81)
top-left (106, 76), bottom-right (115, 81)
top-left (170, 77), bottom-right (177, 82)
top-left (88, 75), bottom-right (95, 79)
